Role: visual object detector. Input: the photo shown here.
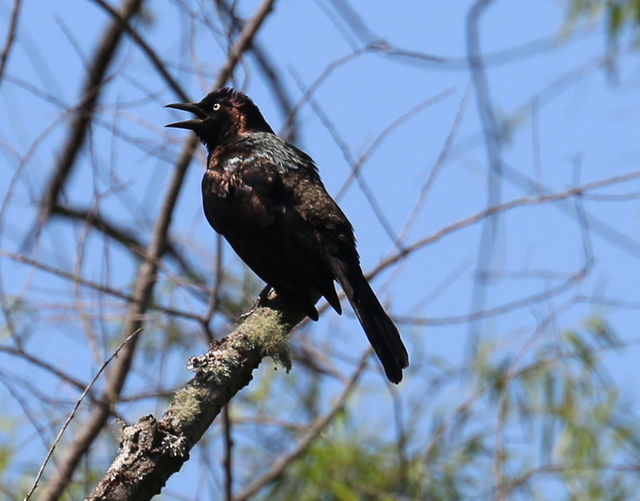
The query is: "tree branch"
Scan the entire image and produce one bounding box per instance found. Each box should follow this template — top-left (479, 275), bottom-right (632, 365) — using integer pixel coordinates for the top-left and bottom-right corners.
top-left (35, 1), bottom-right (277, 498)
top-left (0, 0), bottom-right (22, 85)
top-left (87, 292), bottom-right (307, 500)
top-left (38, 0), bottom-right (146, 228)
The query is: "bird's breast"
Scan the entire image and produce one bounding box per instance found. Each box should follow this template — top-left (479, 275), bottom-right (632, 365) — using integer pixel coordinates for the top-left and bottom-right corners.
top-left (202, 166), bottom-right (238, 198)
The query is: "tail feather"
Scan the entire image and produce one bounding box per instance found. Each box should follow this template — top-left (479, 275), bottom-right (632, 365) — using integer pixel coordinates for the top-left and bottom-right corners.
top-left (332, 259), bottom-right (409, 383)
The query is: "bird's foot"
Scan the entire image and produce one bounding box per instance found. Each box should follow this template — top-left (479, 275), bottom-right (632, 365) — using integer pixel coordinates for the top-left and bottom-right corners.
top-left (240, 285), bottom-right (273, 320)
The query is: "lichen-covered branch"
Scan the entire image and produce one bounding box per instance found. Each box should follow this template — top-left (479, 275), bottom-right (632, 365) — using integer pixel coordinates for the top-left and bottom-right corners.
top-left (87, 297), bottom-right (304, 501)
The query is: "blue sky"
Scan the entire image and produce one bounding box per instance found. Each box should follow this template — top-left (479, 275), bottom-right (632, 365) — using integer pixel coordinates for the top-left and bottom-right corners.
top-left (2, 0), bottom-right (640, 498)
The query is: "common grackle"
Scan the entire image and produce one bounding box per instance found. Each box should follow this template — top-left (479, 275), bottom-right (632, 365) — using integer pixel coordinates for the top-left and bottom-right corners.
top-left (166, 88), bottom-right (409, 383)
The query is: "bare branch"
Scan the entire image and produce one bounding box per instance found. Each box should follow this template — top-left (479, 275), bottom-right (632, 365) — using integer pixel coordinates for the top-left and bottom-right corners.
top-left (223, 405), bottom-right (233, 501)
top-left (466, 0), bottom-right (501, 353)
top-left (25, 330), bottom-right (141, 501)
top-left (232, 350), bottom-right (369, 501)
top-left (90, 0), bottom-right (189, 102)
top-left (38, 0), bottom-right (147, 228)
top-left (0, 0), bottom-right (22, 85)
top-left (368, 169), bottom-right (640, 281)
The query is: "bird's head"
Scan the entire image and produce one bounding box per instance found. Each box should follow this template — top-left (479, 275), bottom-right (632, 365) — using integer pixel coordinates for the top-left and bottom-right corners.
top-left (165, 88), bottom-right (273, 151)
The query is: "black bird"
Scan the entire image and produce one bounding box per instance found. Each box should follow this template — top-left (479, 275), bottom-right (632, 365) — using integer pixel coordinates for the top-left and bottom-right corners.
top-left (166, 88), bottom-right (409, 383)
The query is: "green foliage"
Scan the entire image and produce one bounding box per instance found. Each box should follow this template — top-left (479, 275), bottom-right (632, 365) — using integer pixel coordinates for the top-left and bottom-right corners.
top-left (567, 0), bottom-right (640, 42)
top-left (260, 416), bottom-right (414, 501)
top-left (250, 315), bottom-right (640, 500)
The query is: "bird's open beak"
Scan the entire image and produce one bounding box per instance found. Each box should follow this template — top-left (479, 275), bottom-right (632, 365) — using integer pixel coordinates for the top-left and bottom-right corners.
top-left (165, 102), bottom-right (206, 130)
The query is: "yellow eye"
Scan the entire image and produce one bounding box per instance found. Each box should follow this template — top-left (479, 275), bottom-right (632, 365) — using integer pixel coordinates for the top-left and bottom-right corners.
top-left (212, 103), bottom-right (221, 111)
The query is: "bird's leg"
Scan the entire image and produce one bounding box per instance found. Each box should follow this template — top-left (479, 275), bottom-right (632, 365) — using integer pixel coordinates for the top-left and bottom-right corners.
top-left (256, 284), bottom-right (273, 306)
top-left (240, 284), bottom-right (273, 320)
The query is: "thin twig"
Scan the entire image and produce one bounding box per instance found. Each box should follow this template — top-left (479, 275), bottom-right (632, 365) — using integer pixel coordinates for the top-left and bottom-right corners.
top-left (202, 234), bottom-right (224, 342)
top-left (90, 0), bottom-right (189, 101)
top-left (398, 82), bottom-right (471, 242)
top-left (232, 350), bottom-right (370, 501)
top-left (24, 329), bottom-right (141, 501)
top-left (0, 346), bottom-right (89, 394)
top-left (367, 169), bottom-right (640, 286)
top-left (466, 0), bottom-right (501, 356)
top-left (52, 204), bottom-right (209, 287)
top-left (223, 405), bottom-right (233, 501)
top-left (335, 87), bottom-right (457, 201)
top-left (0, 0), bottom-right (23, 85)
top-left (38, 0), bottom-right (146, 228)
top-left (0, 249), bottom-right (204, 323)
top-left (291, 71), bottom-right (402, 249)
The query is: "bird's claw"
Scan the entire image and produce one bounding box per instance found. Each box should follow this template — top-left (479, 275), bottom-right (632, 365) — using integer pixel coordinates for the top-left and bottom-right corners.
top-left (239, 285), bottom-right (273, 320)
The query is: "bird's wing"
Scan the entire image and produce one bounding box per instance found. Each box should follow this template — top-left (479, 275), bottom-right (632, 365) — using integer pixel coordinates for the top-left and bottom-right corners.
top-left (229, 154), bottom-right (343, 314)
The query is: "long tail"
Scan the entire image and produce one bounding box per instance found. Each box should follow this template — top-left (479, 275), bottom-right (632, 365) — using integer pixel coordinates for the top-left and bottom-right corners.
top-left (332, 259), bottom-right (409, 383)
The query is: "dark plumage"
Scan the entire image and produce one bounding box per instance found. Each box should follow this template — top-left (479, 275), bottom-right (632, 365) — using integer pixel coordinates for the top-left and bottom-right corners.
top-left (166, 88), bottom-right (409, 383)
